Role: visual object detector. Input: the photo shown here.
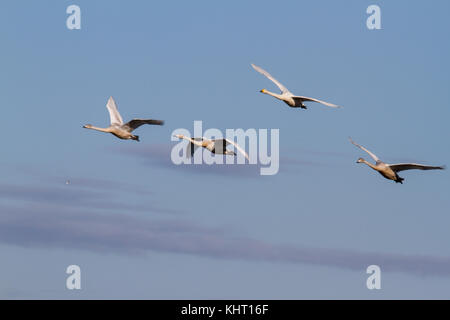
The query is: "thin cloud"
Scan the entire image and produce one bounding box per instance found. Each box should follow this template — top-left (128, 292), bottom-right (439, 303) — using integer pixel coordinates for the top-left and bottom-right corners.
top-left (112, 144), bottom-right (263, 177)
top-left (111, 144), bottom-right (330, 177)
top-left (52, 177), bottom-right (154, 197)
top-left (0, 182), bottom-right (179, 215)
top-left (8, 165), bottom-right (154, 197)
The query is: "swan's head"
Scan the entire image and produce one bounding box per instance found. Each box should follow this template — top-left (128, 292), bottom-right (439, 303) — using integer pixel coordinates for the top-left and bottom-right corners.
top-left (83, 124), bottom-right (93, 129)
top-left (356, 157), bottom-right (365, 164)
top-left (173, 134), bottom-right (185, 140)
top-left (260, 89), bottom-right (267, 94)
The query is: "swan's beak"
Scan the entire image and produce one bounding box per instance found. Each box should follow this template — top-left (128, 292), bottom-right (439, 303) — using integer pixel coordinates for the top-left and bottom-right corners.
top-left (260, 89), bottom-right (266, 93)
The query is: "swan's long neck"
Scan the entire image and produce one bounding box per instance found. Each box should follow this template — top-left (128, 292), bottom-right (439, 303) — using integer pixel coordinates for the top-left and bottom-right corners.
top-left (181, 136), bottom-right (204, 147)
top-left (86, 126), bottom-right (112, 133)
top-left (362, 160), bottom-right (379, 171)
top-left (263, 90), bottom-right (283, 100)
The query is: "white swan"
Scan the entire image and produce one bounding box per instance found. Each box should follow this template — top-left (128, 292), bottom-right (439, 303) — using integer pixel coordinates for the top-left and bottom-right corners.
top-left (174, 135), bottom-right (249, 160)
top-left (350, 137), bottom-right (445, 183)
top-left (83, 96), bottom-right (164, 141)
top-left (251, 64), bottom-right (341, 109)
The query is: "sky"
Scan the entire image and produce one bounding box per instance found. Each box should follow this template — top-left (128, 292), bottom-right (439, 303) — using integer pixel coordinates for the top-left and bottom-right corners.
top-left (0, 0), bottom-right (449, 299)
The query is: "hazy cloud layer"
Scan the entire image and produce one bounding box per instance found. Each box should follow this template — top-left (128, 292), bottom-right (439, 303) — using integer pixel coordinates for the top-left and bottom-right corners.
top-left (1, 202), bottom-right (450, 277)
top-left (1, 166), bottom-right (448, 277)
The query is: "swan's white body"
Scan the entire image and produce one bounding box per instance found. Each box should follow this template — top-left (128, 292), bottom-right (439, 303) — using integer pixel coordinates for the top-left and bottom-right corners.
top-left (83, 96), bottom-right (164, 141)
top-left (350, 138), bottom-right (445, 183)
top-left (251, 64), bottom-right (341, 109)
top-left (174, 135), bottom-right (249, 160)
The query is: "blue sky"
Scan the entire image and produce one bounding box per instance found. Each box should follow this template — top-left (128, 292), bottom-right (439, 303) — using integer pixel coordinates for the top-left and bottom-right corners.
top-left (0, 0), bottom-right (449, 299)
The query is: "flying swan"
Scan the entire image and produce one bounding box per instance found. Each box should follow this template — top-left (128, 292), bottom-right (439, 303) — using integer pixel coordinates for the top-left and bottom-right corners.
top-left (174, 135), bottom-right (249, 160)
top-left (349, 137), bottom-right (445, 183)
top-left (83, 96), bottom-right (164, 141)
top-left (251, 63), bottom-right (341, 109)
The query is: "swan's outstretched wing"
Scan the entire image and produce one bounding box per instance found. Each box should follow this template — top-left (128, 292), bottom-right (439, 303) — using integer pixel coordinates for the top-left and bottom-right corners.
top-left (293, 96), bottom-right (341, 108)
top-left (389, 163), bottom-right (445, 172)
top-left (251, 64), bottom-right (289, 94)
top-left (224, 139), bottom-right (249, 160)
top-left (106, 96), bottom-right (124, 126)
top-left (349, 137), bottom-right (380, 162)
top-left (123, 119), bottom-right (164, 132)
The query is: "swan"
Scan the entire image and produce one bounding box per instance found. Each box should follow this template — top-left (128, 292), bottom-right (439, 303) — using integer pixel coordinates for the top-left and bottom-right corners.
top-left (251, 64), bottom-right (341, 109)
top-left (174, 135), bottom-right (249, 160)
top-left (349, 137), bottom-right (445, 183)
top-left (83, 96), bottom-right (164, 141)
